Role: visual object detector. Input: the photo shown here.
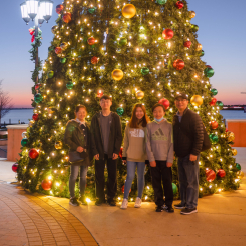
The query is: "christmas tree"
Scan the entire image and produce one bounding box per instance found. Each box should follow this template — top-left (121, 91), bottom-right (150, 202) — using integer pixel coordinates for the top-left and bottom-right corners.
top-left (17, 0), bottom-right (243, 201)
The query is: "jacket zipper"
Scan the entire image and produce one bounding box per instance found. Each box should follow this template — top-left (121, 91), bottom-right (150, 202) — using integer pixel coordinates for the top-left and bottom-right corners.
top-left (97, 114), bottom-right (104, 160)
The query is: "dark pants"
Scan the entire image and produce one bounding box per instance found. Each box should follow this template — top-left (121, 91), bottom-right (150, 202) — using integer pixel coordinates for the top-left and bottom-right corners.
top-left (95, 154), bottom-right (117, 202)
top-left (177, 155), bottom-right (200, 209)
top-left (150, 161), bottom-right (173, 207)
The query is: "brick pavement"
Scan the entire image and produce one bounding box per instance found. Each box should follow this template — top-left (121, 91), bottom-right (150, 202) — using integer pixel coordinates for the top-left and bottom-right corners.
top-left (0, 181), bottom-right (98, 246)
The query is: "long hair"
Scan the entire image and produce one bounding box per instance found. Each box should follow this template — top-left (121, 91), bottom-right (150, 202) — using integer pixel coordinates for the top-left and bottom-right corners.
top-left (129, 104), bottom-right (150, 128)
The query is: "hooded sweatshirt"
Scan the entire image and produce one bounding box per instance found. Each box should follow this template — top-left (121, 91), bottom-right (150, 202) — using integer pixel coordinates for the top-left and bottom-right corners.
top-left (146, 119), bottom-right (173, 163)
top-left (122, 123), bottom-right (147, 162)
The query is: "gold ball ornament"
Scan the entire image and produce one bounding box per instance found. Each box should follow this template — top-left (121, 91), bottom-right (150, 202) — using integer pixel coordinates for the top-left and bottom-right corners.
top-left (190, 95), bottom-right (203, 106)
top-left (195, 43), bottom-right (203, 51)
top-left (231, 149), bottom-right (238, 156)
top-left (122, 4), bottom-right (136, 19)
top-left (135, 90), bottom-right (144, 100)
top-left (55, 141), bottom-right (63, 150)
top-left (112, 69), bottom-right (124, 81)
top-left (189, 11), bottom-right (196, 18)
top-left (237, 171), bottom-right (244, 179)
top-left (227, 131), bottom-right (235, 142)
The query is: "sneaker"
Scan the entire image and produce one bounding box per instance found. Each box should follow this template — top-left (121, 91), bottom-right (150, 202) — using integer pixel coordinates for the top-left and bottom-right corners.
top-left (180, 207), bottom-right (198, 215)
top-left (134, 197), bottom-right (142, 208)
top-left (164, 206), bottom-right (174, 213)
top-left (95, 199), bottom-right (104, 206)
top-left (120, 198), bottom-right (128, 209)
top-left (69, 197), bottom-right (79, 206)
top-left (108, 200), bottom-right (116, 206)
top-left (174, 203), bottom-right (185, 209)
top-left (155, 206), bottom-right (163, 212)
top-left (79, 196), bottom-right (88, 205)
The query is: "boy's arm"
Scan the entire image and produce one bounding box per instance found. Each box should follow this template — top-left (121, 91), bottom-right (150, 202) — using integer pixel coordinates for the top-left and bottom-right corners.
top-left (145, 125), bottom-right (155, 163)
top-left (122, 124), bottom-right (129, 160)
top-left (113, 115), bottom-right (122, 155)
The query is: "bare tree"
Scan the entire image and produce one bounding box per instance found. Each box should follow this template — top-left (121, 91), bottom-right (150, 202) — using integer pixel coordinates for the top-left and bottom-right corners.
top-left (0, 80), bottom-right (13, 127)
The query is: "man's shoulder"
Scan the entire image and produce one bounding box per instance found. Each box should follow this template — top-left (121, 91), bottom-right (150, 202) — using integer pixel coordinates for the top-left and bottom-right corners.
top-left (91, 112), bottom-right (100, 119)
top-left (185, 109), bottom-right (201, 119)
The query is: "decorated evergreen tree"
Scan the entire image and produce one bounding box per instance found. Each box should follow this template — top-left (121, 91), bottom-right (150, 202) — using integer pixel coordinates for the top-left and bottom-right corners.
top-left (17, 0), bottom-right (243, 201)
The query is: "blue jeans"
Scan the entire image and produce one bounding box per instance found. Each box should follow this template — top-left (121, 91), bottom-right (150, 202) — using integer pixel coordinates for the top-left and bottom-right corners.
top-left (124, 161), bottom-right (145, 199)
top-left (177, 155), bottom-right (200, 209)
top-left (69, 165), bottom-right (88, 198)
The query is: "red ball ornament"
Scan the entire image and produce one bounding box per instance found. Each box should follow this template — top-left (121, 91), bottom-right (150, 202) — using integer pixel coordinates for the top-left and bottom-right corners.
top-left (176, 1), bottom-right (184, 9)
top-left (55, 47), bottom-right (62, 55)
top-left (158, 98), bottom-right (170, 110)
top-left (162, 29), bottom-right (174, 40)
top-left (207, 65), bottom-right (212, 68)
top-left (210, 98), bottom-right (217, 106)
top-left (217, 169), bottom-right (226, 178)
top-left (173, 59), bottom-right (184, 70)
top-left (29, 148), bottom-right (39, 159)
top-left (97, 90), bottom-right (103, 98)
top-left (56, 4), bottom-right (64, 14)
top-left (41, 179), bottom-right (52, 191)
top-left (35, 83), bottom-right (41, 90)
top-left (183, 41), bottom-right (191, 48)
top-left (119, 147), bottom-right (123, 159)
top-left (210, 121), bottom-right (219, 129)
top-left (32, 114), bottom-right (39, 121)
top-left (12, 163), bottom-right (18, 173)
top-left (206, 169), bottom-right (216, 182)
top-left (87, 37), bottom-right (96, 45)
top-left (91, 56), bottom-right (99, 64)
top-left (63, 13), bottom-right (72, 23)
top-left (121, 185), bottom-right (131, 194)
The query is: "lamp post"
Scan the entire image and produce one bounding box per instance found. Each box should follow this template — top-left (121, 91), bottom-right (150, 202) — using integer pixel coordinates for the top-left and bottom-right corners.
top-left (20, 0), bottom-right (53, 83)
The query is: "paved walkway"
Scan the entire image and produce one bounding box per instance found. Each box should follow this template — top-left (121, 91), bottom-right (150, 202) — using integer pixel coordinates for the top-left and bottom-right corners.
top-left (0, 147), bottom-right (246, 246)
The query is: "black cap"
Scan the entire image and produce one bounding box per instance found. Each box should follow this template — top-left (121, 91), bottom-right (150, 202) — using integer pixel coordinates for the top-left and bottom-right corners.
top-left (174, 92), bottom-right (188, 100)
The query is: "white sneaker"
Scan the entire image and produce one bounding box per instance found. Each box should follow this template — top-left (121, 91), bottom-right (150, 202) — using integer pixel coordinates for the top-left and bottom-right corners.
top-left (134, 197), bottom-right (142, 208)
top-left (120, 198), bottom-right (128, 209)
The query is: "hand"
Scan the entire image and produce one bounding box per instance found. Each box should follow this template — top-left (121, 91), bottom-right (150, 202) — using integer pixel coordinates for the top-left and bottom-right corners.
top-left (166, 162), bottom-right (173, 168)
top-left (150, 161), bottom-right (156, 167)
top-left (94, 154), bottom-right (99, 160)
top-left (77, 146), bottom-right (84, 153)
top-left (113, 153), bottom-right (118, 160)
top-left (122, 160), bottom-right (127, 165)
top-left (189, 154), bottom-right (198, 162)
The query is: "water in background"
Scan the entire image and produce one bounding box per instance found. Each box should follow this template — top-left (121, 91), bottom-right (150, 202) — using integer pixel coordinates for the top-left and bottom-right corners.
top-left (1, 109), bottom-right (246, 124)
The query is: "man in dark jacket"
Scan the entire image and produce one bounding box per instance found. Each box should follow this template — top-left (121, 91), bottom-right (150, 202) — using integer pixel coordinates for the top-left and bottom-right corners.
top-left (173, 92), bottom-right (204, 215)
top-left (91, 95), bottom-right (122, 206)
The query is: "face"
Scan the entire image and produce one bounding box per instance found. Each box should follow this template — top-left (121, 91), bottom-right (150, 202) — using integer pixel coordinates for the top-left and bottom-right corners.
top-left (76, 108), bottom-right (87, 121)
top-left (135, 107), bottom-right (144, 120)
top-left (100, 99), bottom-right (112, 110)
top-left (174, 97), bottom-right (188, 111)
top-left (153, 106), bottom-right (165, 120)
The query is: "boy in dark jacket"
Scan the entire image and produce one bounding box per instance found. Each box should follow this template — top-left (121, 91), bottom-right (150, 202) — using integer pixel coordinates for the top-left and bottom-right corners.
top-left (91, 95), bottom-right (122, 206)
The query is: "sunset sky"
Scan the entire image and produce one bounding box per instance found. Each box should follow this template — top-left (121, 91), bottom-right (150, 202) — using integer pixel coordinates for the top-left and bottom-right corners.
top-left (1, 0), bottom-right (246, 107)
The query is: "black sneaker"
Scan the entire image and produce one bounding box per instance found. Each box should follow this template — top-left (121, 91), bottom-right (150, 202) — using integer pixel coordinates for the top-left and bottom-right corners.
top-left (156, 206), bottom-right (163, 212)
top-left (174, 203), bottom-right (185, 209)
top-left (69, 197), bottom-right (79, 206)
top-left (95, 199), bottom-right (104, 206)
top-left (79, 196), bottom-right (88, 205)
top-left (108, 200), bottom-right (116, 206)
top-left (164, 206), bottom-right (174, 213)
top-left (180, 207), bottom-right (198, 215)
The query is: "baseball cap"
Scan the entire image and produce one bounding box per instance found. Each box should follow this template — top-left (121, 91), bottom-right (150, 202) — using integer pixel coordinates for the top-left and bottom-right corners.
top-left (174, 92), bottom-right (188, 100)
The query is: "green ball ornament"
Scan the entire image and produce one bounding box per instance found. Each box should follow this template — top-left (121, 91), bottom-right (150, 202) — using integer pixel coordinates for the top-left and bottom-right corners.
top-left (48, 71), bottom-right (54, 78)
top-left (216, 101), bottom-right (224, 107)
top-left (236, 163), bottom-right (241, 171)
top-left (88, 7), bottom-right (96, 14)
top-left (211, 88), bottom-right (218, 96)
top-left (21, 138), bottom-right (28, 147)
top-left (119, 37), bottom-right (127, 46)
top-left (204, 67), bottom-right (215, 78)
top-left (60, 58), bottom-right (66, 63)
top-left (34, 93), bottom-right (43, 103)
top-left (157, 0), bottom-right (167, 4)
top-left (141, 67), bottom-right (149, 75)
top-left (200, 50), bottom-right (205, 57)
top-left (48, 46), bottom-right (55, 52)
top-left (116, 107), bottom-right (124, 116)
top-left (172, 183), bottom-right (178, 195)
top-left (66, 81), bottom-right (73, 90)
top-left (209, 134), bottom-right (219, 144)
top-left (191, 24), bottom-right (199, 32)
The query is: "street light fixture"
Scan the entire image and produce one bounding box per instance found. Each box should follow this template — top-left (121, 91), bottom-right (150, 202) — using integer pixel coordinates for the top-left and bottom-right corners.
top-left (40, 0), bottom-right (53, 23)
top-left (25, 0), bottom-right (39, 21)
top-left (20, 2), bottom-right (31, 25)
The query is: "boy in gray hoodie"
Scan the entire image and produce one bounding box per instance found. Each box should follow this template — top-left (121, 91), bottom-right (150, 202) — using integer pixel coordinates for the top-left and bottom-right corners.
top-left (146, 103), bottom-right (174, 212)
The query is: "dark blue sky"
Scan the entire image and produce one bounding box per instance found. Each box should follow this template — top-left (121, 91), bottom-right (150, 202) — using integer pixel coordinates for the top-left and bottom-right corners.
top-left (0, 0), bottom-right (246, 107)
